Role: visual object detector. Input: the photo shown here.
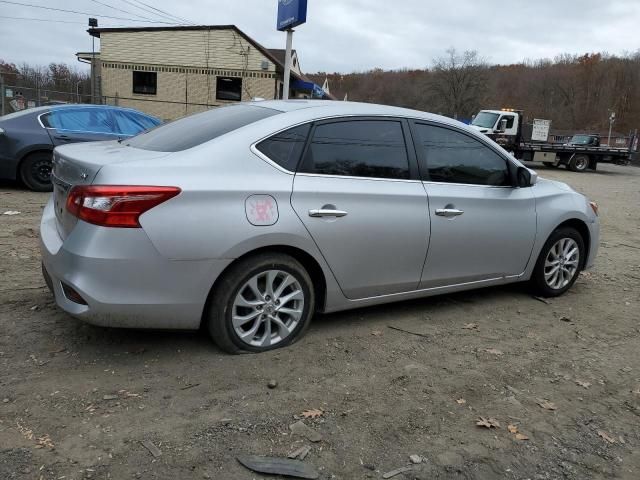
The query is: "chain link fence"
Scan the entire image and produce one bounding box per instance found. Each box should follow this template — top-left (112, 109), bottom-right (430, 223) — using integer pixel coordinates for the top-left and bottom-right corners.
top-left (0, 84), bottom-right (93, 116)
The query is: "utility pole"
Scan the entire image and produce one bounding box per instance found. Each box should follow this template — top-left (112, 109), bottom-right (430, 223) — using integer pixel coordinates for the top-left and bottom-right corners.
top-left (0, 74), bottom-right (4, 116)
top-left (89, 18), bottom-right (98, 104)
top-left (608, 111), bottom-right (616, 146)
top-left (283, 29), bottom-right (293, 100)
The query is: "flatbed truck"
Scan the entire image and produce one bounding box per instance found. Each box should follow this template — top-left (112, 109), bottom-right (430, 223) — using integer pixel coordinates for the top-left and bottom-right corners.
top-left (470, 109), bottom-right (638, 172)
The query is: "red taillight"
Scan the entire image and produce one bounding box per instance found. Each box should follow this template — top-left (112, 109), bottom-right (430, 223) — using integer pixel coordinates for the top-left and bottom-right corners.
top-left (66, 185), bottom-right (181, 228)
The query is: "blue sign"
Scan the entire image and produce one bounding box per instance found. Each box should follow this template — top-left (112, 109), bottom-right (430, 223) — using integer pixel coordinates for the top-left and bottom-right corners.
top-left (277, 0), bottom-right (308, 31)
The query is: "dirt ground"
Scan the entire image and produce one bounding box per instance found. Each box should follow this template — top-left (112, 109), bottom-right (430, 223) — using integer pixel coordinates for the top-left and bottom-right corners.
top-left (0, 163), bottom-right (639, 480)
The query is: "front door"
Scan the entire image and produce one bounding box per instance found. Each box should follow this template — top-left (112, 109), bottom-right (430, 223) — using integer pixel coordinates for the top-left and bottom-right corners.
top-left (291, 118), bottom-right (429, 299)
top-left (411, 122), bottom-right (537, 288)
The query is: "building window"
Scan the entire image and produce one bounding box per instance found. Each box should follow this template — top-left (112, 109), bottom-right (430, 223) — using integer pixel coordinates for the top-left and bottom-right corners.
top-left (216, 77), bottom-right (242, 101)
top-left (133, 71), bottom-right (157, 95)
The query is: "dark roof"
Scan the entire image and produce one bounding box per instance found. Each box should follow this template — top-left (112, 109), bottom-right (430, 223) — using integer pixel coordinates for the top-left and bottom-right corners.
top-left (267, 49), bottom-right (297, 66)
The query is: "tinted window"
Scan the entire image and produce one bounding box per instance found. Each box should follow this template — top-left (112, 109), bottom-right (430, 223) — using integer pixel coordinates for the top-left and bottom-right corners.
top-left (414, 124), bottom-right (510, 186)
top-left (112, 110), bottom-right (161, 135)
top-left (126, 105), bottom-right (279, 152)
top-left (256, 124), bottom-right (310, 171)
top-left (301, 120), bottom-right (409, 179)
top-left (46, 108), bottom-right (115, 134)
top-left (133, 71), bottom-right (157, 95)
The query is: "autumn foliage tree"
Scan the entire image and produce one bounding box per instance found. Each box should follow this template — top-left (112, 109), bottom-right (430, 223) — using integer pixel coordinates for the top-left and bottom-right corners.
top-left (310, 50), bottom-right (640, 133)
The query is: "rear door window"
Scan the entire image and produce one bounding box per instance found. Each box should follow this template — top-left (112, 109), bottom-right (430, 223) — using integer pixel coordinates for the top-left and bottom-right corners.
top-left (256, 124), bottom-right (311, 171)
top-left (126, 105), bottom-right (280, 152)
top-left (47, 108), bottom-right (116, 134)
top-left (299, 120), bottom-right (410, 179)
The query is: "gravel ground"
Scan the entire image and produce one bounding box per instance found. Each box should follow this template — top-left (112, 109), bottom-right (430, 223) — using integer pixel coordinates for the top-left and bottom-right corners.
top-left (0, 163), bottom-right (639, 480)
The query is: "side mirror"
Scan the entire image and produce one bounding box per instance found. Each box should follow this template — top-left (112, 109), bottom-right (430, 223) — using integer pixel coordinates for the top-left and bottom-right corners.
top-left (517, 166), bottom-right (537, 187)
top-left (497, 119), bottom-right (507, 133)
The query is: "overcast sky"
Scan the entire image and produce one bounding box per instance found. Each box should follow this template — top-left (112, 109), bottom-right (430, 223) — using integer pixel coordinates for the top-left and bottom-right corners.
top-left (1, 0), bottom-right (639, 73)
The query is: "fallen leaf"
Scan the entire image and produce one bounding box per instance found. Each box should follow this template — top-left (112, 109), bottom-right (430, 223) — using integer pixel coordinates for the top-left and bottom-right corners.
top-left (515, 433), bottom-right (529, 441)
top-left (575, 380), bottom-right (591, 389)
top-left (301, 408), bottom-right (324, 419)
top-left (537, 399), bottom-right (557, 410)
top-left (507, 424), bottom-right (518, 434)
top-left (462, 323), bottom-right (478, 330)
top-left (456, 398), bottom-right (466, 405)
top-left (484, 348), bottom-right (503, 356)
top-left (597, 430), bottom-right (616, 444)
top-left (476, 417), bottom-right (500, 429)
top-left (370, 330), bottom-right (383, 336)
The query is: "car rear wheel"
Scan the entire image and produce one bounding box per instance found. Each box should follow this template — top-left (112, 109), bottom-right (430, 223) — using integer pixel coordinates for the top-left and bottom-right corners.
top-left (568, 154), bottom-right (589, 172)
top-left (206, 253), bottom-right (315, 354)
top-left (531, 227), bottom-right (584, 297)
top-left (20, 151), bottom-right (53, 192)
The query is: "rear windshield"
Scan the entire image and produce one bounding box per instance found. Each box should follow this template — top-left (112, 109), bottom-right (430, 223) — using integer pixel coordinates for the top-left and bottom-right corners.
top-left (125, 104), bottom-right (280, 152)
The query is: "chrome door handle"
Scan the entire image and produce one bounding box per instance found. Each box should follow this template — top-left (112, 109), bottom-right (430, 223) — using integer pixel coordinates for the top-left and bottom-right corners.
top-left (308, 209), bottom-right (348, 218)
top-left (435, 208), bottom-right (464, 217)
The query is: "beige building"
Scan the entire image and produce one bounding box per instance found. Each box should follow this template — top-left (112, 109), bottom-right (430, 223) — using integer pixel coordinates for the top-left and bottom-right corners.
top-left (78, 25), bottom-right (332, 120)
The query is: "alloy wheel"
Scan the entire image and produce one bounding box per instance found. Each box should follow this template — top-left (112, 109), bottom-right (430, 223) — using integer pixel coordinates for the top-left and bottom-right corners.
top-left (544, 238), bottom-right (580, 289)
top-left (232, 270), bottom-right (304, 348)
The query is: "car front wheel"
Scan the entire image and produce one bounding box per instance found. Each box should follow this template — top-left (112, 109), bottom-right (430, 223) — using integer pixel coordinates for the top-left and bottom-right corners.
top-left (531, 227), bottom-right (584, 297)
top-left (207, 253), bottom-right (315, 354)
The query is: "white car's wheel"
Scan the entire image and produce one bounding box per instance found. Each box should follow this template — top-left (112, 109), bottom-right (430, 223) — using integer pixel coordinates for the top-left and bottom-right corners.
top-left (531, 227), bottom-right (585, 297)
top-left (207, 253), bottom-right (315, 354)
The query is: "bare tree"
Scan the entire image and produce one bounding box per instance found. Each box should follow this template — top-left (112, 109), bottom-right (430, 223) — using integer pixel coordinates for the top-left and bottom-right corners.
top-left (430, 48), bottom-right (488, 119)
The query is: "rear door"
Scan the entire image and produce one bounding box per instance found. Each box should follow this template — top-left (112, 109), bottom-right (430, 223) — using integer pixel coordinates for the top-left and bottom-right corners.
top-left (44, 107), bottom-right (119, 146)
top-left (412, 121), bottom-right (537, 288)
top-left (291, 118), bottom-right (430, 299)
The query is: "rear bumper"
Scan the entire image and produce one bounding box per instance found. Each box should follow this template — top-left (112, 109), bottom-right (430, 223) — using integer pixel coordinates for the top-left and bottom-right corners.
top-left (39, 197), bottom-right (232, 330)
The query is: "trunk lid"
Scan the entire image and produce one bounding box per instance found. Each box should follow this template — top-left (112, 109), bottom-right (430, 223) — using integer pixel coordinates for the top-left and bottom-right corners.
top-left (51, 141), bottom-right (170, 239)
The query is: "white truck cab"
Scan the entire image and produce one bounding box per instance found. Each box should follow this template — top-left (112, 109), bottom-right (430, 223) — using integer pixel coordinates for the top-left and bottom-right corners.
top-left (470, 109), bottom-right (520, 136)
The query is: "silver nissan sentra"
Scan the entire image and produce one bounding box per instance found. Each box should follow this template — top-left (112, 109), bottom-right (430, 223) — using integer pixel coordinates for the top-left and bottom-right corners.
top-left (40, 100), bottom-right (599, 353)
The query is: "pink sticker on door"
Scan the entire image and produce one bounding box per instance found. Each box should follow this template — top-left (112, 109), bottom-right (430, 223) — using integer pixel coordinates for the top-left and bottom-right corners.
top-left (246, 195), bottom-right (278, 226)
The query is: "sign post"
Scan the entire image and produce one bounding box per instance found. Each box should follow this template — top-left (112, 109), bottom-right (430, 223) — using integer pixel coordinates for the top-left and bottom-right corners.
top-left (277, 0), bottom-right (308, 100)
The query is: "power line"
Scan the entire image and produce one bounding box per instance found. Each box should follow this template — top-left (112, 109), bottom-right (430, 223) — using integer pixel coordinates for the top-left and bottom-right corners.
top-left (126, 0), bottom-right (194, 25)
top-left (117, 0), bottom-right (193, 24)
top-left (0, 15), bottom-right (90, 24)
top-left (88, 0), bottom-right (156, 22)
top-left (0, 0), bottom-right (180, 24)
top-left (0, 14), bottom-right (122, 26)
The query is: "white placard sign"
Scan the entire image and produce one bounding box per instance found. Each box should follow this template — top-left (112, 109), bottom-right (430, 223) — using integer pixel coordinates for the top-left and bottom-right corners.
top-left (532, 119), bottom-right (551, 142)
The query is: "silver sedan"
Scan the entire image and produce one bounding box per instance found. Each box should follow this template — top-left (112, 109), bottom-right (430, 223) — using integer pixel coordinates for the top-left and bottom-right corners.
top-left (40, 101), bottom-right (599, 353)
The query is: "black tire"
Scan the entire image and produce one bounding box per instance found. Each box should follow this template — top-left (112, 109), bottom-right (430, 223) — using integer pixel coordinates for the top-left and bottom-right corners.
top-left (568, 154), bottom-right (589, 172)
top-left (20, 151), bottom-right (53, 192)
top-left (530, 227), bottom-right (585, 297)
top-left (206, 253), bottom-right (315, 354)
